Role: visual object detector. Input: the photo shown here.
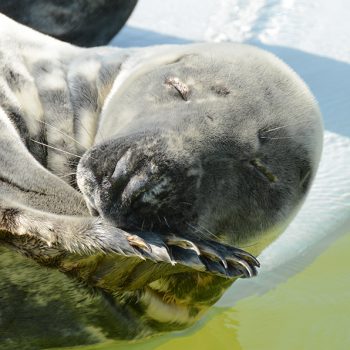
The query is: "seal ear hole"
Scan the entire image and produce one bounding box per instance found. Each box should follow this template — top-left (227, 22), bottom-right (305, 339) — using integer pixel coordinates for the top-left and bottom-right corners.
top-left (210, 85), bottom-right (230, 96)
top-left (250, 158), bottom-right (277, 183)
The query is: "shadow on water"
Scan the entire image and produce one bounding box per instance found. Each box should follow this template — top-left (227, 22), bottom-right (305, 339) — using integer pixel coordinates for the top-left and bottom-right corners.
top-left (110, 26), bottom-right (192, 47)
top-left (249, 41), bottom-right (350, 138)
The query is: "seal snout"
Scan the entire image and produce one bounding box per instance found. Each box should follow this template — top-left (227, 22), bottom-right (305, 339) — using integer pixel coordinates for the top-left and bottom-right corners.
top-left (77, 136), bottom-right (199, 232)
top-left (76, 43), bottom-right (323, 252)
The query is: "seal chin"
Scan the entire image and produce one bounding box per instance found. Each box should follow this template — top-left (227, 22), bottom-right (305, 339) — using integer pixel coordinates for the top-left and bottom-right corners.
top-left (141, 287), bottom-right (202, 326)
top-left (135, 273), bottom-right (232, 328)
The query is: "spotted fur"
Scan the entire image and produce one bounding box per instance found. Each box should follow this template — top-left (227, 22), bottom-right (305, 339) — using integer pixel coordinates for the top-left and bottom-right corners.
top-left (0, 14), bottom-right (323, 332)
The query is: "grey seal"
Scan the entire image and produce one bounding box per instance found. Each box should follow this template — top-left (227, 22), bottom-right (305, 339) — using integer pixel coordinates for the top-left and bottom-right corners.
top-left (0, 14), bottom-right (323, 341)
top-left (0, 0), bottom-right (138, 46)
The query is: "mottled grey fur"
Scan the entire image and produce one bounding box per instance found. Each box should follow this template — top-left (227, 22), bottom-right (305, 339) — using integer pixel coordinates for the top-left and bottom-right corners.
top-left (0, 14), bottom-right (323, 336)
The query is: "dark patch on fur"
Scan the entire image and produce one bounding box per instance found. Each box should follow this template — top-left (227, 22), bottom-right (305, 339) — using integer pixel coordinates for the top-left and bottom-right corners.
top-left (0, 175), bottom-right (46, 195)
top-left (4, 109), bottom-right (48, 166)
top-left (6, 109), bottom-right (31, 139)
top-left (43, 89), bottom-right (69, 106)
top-left (97, 61), bottom-right (123, 89)
top-left (4, 69), bottom-right (23, 89)
top-left (28, 125), bottom-right (49, 167)
top-left (0, 81), bottom-right (48, 165)
top-left (71, 75), bottom-right (99, 111)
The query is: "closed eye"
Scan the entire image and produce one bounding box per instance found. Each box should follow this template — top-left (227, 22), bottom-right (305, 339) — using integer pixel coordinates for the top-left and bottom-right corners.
top-left (250, 159), bottom-right (277, 183)
top-left (164, 77), bottom-right (190, 101)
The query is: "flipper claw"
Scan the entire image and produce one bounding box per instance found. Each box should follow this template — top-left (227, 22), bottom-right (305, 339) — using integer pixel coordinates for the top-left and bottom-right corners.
top-left (166, 236), bottom-right (201, 255)
top-left (127, 234), bottom-right (152, 252)
top-left (115, 230), bottom-right (260, 279)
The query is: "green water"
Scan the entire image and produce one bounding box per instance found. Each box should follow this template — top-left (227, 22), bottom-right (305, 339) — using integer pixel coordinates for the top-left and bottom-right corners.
top-left (54, 232), bottom-right (350, 350)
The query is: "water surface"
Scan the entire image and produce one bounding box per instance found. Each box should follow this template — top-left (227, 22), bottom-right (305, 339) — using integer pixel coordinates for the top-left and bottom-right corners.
top-left (56, 231), bottom-right (350, 350)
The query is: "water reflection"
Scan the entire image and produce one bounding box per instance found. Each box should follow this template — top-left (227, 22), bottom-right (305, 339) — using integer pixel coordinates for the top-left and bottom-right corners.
top-left (62, 231), bottom-right (349, 350)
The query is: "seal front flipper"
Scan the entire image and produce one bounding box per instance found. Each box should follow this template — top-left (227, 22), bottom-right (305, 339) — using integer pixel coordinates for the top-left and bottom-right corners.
top-left (0, 198), bottom-right (259, 279)
top-left (0, 200), bottom-right (137, 256)
top-left (131, 231), bottom-right (260, 278)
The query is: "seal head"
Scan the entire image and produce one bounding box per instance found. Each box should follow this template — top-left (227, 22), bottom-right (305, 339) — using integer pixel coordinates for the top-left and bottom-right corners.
top-left (75, 44), bottom-right (323, 328)
top-left (78, 44), bottom-right (323, 249)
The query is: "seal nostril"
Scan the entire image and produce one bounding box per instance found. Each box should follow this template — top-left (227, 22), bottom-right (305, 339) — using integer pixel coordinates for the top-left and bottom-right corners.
top-left (111, 149), bottom-right (133, 180)
top-left (122, 174), bottom-right (149, 203)
top-left (107, 151), bottom-right (136, 207)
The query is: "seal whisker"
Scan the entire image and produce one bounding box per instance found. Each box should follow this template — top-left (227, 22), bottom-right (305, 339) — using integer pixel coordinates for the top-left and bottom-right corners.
top-left (163, 216), bottom-right (170, 229)
top-left (57, 172), bottom-right (77, 179)
top-left (196, 223), bottom-right (218, 240)
top-left (36, 119), bottom-right (88, 150)
top-left (180, 202), bottom-right (193, 207)
top-left (260, 136), bottom-right (295, 140)
top-left (76, 116), bottom-right (107, 146)
top-left (30, 139), bottom-right (83, 159)
top-left (77, 193), bottom-right (85, 206)
top-left (186, 222), bottom-right (207, 240)
top-left (263, 121), bottom-right (308, 133)
top-left (238, 241), bottom-right (260, 249)
top-left (186, 222), bottom-right (199, 232)
top-left (66, 159), bottom-right (80, 166)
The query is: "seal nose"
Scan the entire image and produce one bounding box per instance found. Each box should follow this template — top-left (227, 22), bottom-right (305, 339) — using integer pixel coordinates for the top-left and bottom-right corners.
top-left (121, 173), bottom-right (150, 204)
top-left (111, 149), bottom-right (133, 180)
top-left (108, 149), bottom-right (165, 219)
top-left (100, 143), bottom-right (198, 231)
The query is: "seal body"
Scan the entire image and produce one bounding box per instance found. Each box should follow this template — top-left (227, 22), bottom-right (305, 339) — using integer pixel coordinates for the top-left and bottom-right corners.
top-left (0, 14), bottom-right (323, 344)
top-left (0, 0), bottom-right (138, 46)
